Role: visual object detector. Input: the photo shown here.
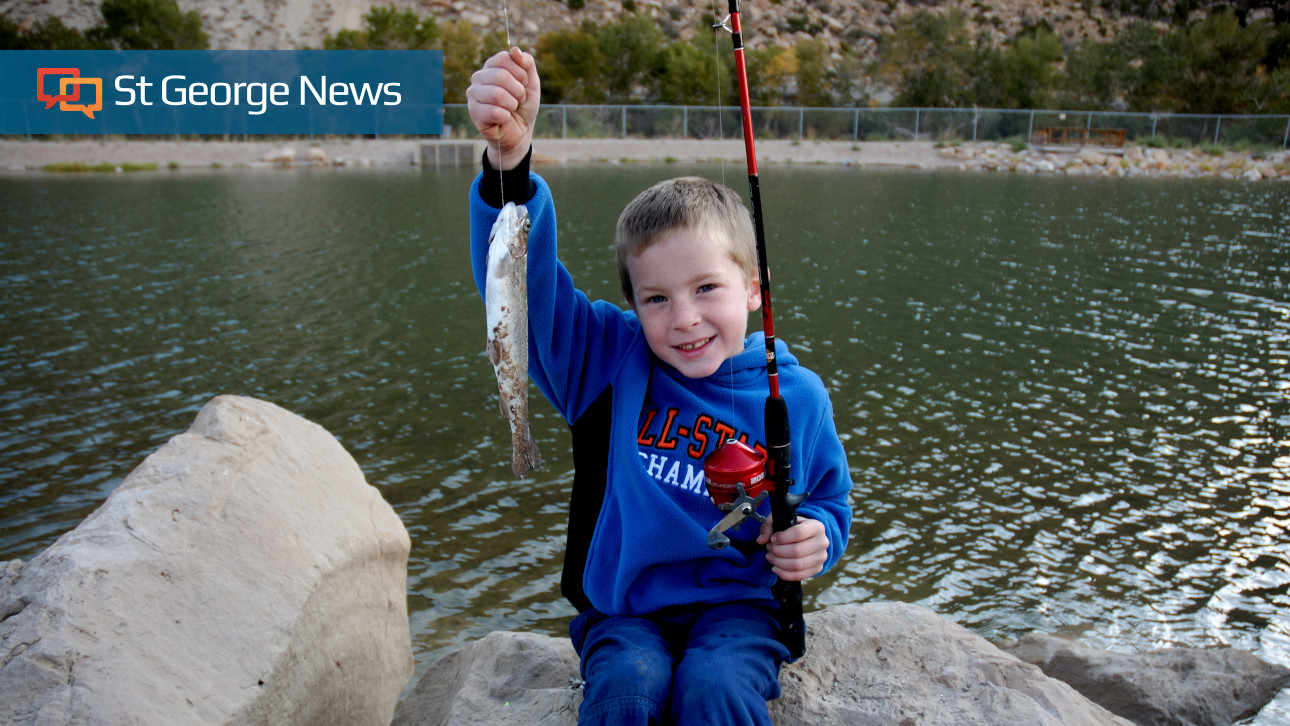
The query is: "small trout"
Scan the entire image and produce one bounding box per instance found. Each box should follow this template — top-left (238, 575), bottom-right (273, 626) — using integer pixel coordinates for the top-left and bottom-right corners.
top-left (485, 202), bottom-right (542, 478)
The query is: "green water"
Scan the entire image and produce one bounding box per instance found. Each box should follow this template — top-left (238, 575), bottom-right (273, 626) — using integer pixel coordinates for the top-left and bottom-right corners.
top-left (1, 166), bottom-right (1287, 718)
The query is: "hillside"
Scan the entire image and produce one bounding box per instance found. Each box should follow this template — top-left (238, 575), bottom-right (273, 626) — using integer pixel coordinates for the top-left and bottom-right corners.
top-left (1, 0), bottom-right (1143, 58)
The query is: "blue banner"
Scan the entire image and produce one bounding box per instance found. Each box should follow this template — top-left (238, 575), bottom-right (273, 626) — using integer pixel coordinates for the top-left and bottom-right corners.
top-left (0, 50), bottom-right (443, 135)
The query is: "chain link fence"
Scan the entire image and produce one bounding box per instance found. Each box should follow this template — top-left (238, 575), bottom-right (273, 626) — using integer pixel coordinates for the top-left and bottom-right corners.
top-left (8, 105), bottom-right (1287, 148)
top-left (442, 104), bottom-right (1290, 149)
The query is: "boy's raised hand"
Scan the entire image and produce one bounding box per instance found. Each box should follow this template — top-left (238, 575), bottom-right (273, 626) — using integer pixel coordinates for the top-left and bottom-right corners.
top-left (758, 516), bottom-right (829, 582)
top-left (467, 47), bottom-right (540, 172)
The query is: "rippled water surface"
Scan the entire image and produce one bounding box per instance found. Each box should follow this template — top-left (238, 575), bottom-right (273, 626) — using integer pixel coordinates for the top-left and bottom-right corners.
top-left (1, 165), bottom-right (1286, 718)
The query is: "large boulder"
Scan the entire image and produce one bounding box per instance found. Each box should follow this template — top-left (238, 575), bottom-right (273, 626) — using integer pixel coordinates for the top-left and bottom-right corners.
top-left (768, 603), bottom-right (1131, 725)
top-left (999, 632), bottom-right (1290, 726)
top-left (393, 631), bottom-right (582, 726)
top-left (0, 395), bottom-right (413, 726)
top-left (393, 603), bottom-right (1132, 726)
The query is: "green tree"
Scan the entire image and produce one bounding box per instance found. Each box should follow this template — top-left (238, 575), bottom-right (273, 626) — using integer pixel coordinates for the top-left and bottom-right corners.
top-left (795, 39), bottom-right (833, 106)
top-left (877, 10), bottom-right (976, 107)
top-left (440, 19), bottom-right (481, 104)
top-left (973, 25), bottom-right (1064, 109)
top-left (829, 47), bottom-right (873, 108)
top-left (746, 45), bottom-right (793, 106)
top-left (1244, 20), bottom-right (1290, 113)
top-left (1059, 20), bottom-right (1175, 111)
top-left (536, 15), bottom-right (668, 104)
top-left (323, 3), bottom-right (439, 50)
top-left (1252, 66), bottom-right (1290, 113)
top-left (0, 14), bottom-right (19, 48)
top-left (537, 22), bottom-right (609, 103)
top-left (4, 1), bottom-right (205, 50)
top-left (656, 38), bottom-right (722, 105)
top-left (480, 28), bottom-right (511, 58)
top-left (1164, 10), bottom-right (1272, 113)
top-left (89, 0), bottom-right (207, 49)
top-left (595, 14), bottom-right (667, 102)
top-left (1060, 33), bottom-right (1131, 109)
top-left (1, 15), bottom-right (108, 49)
top-left (1114, 21), bottom-right (1176, 111)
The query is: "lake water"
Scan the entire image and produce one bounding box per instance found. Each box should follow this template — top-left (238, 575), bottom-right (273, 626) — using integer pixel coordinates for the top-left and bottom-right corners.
top-left (1, 165), bottom-right (1287, 719)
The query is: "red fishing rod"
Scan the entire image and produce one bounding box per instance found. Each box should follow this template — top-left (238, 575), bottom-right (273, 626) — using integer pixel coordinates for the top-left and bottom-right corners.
top-left (720, 0), bottom-right (807, 660)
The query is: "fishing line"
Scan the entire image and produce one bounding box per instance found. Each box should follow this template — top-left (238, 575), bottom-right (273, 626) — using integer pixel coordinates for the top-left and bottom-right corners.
top-left (710, 0), bottom-right (727, 187)
top-left (497, 0), bottom-right (515, 207)
top-left (710, 0), bottom-right (736, 419)
top-left (504, 0), bottom-right (512, 47)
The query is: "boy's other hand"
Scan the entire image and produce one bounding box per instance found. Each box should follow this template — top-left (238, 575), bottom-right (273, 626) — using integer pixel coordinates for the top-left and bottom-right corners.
top-left (467, 47), bottom-right (540, 171)
top-left (758, 516), bottom-right (828, 582)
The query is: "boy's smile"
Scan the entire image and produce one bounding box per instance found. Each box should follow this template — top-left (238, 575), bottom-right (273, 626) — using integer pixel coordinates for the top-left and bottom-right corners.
top-left (627, 231), bottom-right (760, 379)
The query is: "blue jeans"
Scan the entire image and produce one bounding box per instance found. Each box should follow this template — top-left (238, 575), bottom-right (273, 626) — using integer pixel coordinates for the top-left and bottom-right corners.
top-left (569, 601), bottom-right (788, 726)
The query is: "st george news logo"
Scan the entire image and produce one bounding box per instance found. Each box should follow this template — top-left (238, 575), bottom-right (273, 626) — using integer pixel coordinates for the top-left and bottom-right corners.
top-left (37, 67), bottom-right (103, 119)
top-left (4, 50), bottom-right (443, 135)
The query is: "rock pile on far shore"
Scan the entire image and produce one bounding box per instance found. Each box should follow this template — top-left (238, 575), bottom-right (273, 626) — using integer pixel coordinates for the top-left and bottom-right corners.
top-left (941, 143), bottom-right (1290, 180)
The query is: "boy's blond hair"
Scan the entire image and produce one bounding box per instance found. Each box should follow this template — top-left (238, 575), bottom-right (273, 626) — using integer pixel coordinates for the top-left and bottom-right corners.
top-left (615, 177), bottom-right (758, 303)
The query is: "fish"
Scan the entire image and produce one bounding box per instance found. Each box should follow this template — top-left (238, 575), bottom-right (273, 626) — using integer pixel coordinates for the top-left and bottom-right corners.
top-left (485, 202), bottom-right (542, 478)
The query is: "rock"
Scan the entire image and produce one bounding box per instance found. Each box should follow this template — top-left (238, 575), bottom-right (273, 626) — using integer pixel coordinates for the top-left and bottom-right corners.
top-left (262, 145), bottom-right (296, 163)
top-left (0, 395), bottom-right (413, 726)
top-left (999, 632), bottom-right (1290, 726)
top-left (305, 146), bottom-right (329, 164)
top-left (1150, 148), bottom-right (1170, 164)
top-left (1243, 168), bottom-right (1263, 182)
top-left (393, 631), bottom-right (582, 726)
top-left (393, 603), bottom-right (1132, 726)
top-left (768, 604), bottom-right (1131, 725)
top-left (1078, 149), bottom-right (1108, 166)
top-left (1125, 145), bottom-right (1145, 162)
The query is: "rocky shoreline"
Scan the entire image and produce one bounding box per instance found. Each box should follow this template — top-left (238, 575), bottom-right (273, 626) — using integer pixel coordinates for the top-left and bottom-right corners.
top-left (2, 396), bottom-right (1288, 725)
top-left (940, 142), bottom-right (1290, 181)
top-left (2, 138), bottom-right (1288, 180)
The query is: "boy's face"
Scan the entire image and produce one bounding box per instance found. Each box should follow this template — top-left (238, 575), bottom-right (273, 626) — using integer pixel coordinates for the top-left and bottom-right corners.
top-left (626, 230), bottom-right (760, 379)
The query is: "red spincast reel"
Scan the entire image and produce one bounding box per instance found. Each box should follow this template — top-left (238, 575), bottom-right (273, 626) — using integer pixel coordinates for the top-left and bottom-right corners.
top-left (703, 439), bottom-right (770, 549)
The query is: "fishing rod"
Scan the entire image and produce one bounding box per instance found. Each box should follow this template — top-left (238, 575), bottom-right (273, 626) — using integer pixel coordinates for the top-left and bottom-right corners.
top-left (721, 0), bottom-right (807, 660)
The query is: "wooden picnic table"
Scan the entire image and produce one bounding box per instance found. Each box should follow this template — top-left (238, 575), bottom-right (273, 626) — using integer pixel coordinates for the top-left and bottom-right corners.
top-left (1031, 126), bottom-right (1126, 148)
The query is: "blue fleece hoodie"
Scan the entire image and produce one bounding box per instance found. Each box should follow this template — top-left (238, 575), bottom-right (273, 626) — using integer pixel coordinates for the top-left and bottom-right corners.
top-left (470, 171), bottom-right (852, 617)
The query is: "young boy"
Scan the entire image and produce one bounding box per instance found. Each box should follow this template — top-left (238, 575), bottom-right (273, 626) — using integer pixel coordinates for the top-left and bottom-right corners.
top-left (467, 48), bottom-right (853, 725)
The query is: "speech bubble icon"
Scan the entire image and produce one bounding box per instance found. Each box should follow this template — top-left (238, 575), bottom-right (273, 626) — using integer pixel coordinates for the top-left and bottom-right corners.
top-left (60, 77), bottom-right (102, 120)
top-left (37, 67), bottom-right (81, 109)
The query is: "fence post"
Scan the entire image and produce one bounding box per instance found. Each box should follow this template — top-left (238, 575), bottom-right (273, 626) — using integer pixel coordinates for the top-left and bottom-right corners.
top-left (1214, 116), bottom-right (1221, 145)
top-left (915, 108), bottom-right (920, 142)
top-left (1027, 110), bottom-right (1034, 144)
top-left (799, 107), bottom-right (804, 141)
top-left (622, 106), bottom-right (627, 138)
top-left (683, 107), bottom-right (688, 139)
top-left (972, 108), bottom-right (978, 142)
top-left (1283, 115), bottom-right (1289, 149)
top-left (562, 106), bottom-right (567, 139)
top-left (854, 108), bottom-right (859, 142)
top-left (1151, 113), bottom-right (1158, 139)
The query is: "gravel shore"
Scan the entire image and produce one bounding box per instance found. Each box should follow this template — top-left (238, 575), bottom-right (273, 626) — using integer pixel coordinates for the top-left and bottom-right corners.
top-left (0, 138), bottom-right (960, 171)
top-left (2, 137), bottom-right (1286, 180)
